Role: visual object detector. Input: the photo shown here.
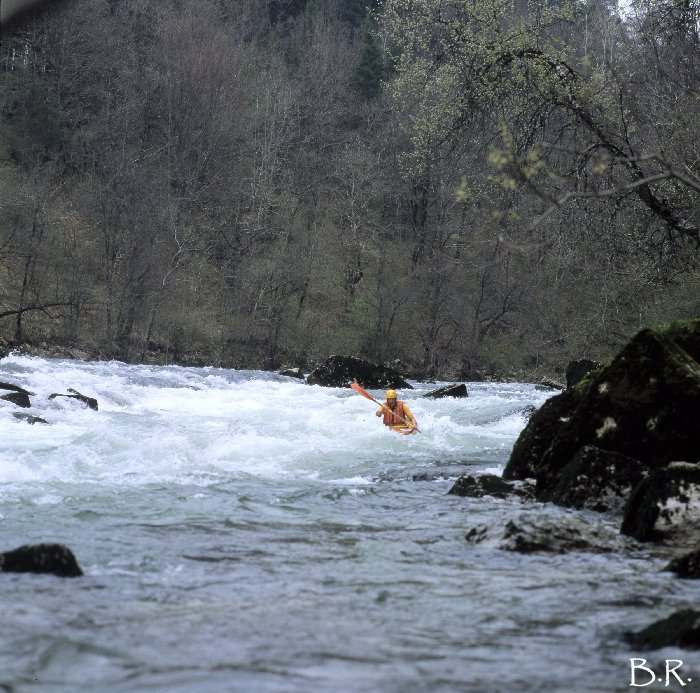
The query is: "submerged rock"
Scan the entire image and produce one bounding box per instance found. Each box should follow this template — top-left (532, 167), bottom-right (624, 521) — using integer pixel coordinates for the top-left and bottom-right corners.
top-left (665, 547), bottom-right (700, 579)
top-left (424, 383), bottom-right (468, 398)
top-left (448, 474), bottom-right (533, 500)
top-left (0, 543), bottom-right (83, 577)
top-left (12, 412), bottom-right (49, 425)
top-left (540, 445), bottom-right (647, 514)
top-left (465, 511), bottom-right (629, 554)
top-left (48, 388), bottom-right (98, 410)
top-left (621, 462), bottom-right (700, 544)
top-left (628, 609), bottom-right (700, 650)
top-left (306, 355), bottom-right (412, 389)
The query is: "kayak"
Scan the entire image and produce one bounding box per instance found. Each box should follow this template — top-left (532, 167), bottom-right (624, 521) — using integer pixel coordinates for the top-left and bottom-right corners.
top-left (390, 425), bottom-right (417, 436)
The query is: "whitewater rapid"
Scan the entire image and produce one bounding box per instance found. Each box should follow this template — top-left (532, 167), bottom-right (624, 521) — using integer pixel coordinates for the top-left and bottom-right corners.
top-left (0, 354), bottom-right (541, 487)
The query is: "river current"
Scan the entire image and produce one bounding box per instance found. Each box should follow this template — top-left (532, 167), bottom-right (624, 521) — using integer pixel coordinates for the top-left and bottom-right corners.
top-left (1, 354), bottom-right (698, 692)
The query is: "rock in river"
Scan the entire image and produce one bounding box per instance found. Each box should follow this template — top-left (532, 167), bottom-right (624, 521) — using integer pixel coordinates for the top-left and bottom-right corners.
top-left (48, 387), bottom-right (98, 410)
top-left (424, 383), bottom-right (468, 398)
top-left (504, 326), bottom-right (700, 516)
top-left (540, 445), bottom-right (648, 514)
top-left (621, 462), bottom-right (700, 545)
top-left (0, 381), bottom-right (32, 408)
top-left (0, 543), bottom-right (83, 577)
top-left (665, 546), bottom-right (700, 579)
top-left (628, 609), bottom-right (700, 650)
top-left (306, 355), bottom-right (412, 389)
top-left (448, 474), bottom-right (533, 500)
top-left (465, 510), bottom-right (630, 554)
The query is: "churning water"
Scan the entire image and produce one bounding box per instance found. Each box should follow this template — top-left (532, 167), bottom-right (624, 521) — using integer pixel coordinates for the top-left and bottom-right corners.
top-left (1, 354), bottom-right (698, 692)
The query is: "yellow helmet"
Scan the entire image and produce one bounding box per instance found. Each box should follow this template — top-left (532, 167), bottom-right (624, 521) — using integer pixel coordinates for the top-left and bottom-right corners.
top-left (386, 389), bottom-right (397, 399)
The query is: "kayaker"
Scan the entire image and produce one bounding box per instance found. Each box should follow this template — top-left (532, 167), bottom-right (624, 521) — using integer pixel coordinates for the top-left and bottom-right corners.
top-left (375, 389), bottom-right (418, 432)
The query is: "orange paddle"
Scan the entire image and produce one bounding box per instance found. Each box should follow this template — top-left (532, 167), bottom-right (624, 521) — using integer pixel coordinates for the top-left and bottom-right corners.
top-left (349, 382), bottom-right (421, 433)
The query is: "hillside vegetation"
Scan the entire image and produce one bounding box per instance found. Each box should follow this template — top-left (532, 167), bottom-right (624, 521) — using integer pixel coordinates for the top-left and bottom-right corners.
top-left (1, 0), bottom-right (698, 378)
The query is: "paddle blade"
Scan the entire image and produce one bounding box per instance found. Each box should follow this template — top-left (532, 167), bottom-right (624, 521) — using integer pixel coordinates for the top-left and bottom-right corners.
top-left (349, 382), bottom-right (375, 401)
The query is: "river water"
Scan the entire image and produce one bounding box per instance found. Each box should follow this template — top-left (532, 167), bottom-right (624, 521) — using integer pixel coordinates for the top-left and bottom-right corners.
top-left (1, 354), bottom-right (698, 692)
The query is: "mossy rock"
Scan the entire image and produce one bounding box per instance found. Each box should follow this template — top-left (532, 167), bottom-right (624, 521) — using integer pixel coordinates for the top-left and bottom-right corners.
top-left (540, 445), bottom-right (647, 514)
top-left (565, 359), bottom-right (600, 389)
top-left (539, 330), bottom-right (699, 487)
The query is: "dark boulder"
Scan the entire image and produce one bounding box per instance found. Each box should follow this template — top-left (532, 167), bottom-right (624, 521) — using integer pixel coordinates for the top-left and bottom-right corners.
top-left (0, 543), bottom-right (83, 577)
top-left (665, 546), bottom-right (700, 579)
top-left (628, 609), bottom-right (700, 650)
top-left (424, 383), bottom-right (468, 399)
top-left (448, 473), bottom-right (533, 499)
top-left (1, 391), bottom-right (31, 408)
top-left (48, 388), bottom-right (98, 410)
top-left (565, 359), bottom-right (601, 389)
top-left (465, 511), bottom-right (629, 554)
top-left (621, 462), bottom-right (700, 544)
top-left (540, 445), bottom-right (648, 514)
top-left (0, 381), bottom-right (32, 394)
top-left (306, 355), bottom-right (412, 389)
top-left (504, 329), bottom-right (700, 502)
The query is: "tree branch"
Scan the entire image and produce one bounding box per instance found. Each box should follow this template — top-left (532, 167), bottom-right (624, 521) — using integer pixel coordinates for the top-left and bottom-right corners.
top-left (0, 301), bottom-right (74, 321)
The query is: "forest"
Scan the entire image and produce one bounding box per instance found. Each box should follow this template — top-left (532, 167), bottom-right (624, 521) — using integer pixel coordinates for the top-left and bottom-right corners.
top-left (0, 0), bottom-right (698, 379)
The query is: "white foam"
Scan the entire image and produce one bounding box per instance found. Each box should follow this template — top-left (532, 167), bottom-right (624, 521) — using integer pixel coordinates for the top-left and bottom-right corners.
top-left (0, 355), bottom-right (548, 487)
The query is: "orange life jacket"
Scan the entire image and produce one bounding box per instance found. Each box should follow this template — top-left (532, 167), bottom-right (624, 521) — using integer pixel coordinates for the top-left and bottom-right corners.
top-left (382, 400), bottom-right (406, 427)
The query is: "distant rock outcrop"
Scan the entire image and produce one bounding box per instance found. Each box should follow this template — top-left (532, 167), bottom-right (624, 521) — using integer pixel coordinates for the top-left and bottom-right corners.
top-left (306, 355), bottom-right (412, 389)
top-left (424, 383), bottom-right (468, 398)
top-left (0, 543), bottom-right (83, 577)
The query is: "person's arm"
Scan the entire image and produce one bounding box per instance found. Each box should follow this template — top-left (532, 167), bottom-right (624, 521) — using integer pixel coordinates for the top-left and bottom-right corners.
top-left (376, 405), bottom-right (384, 417)
top-left (403, 404), bottom-right (417, 428)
